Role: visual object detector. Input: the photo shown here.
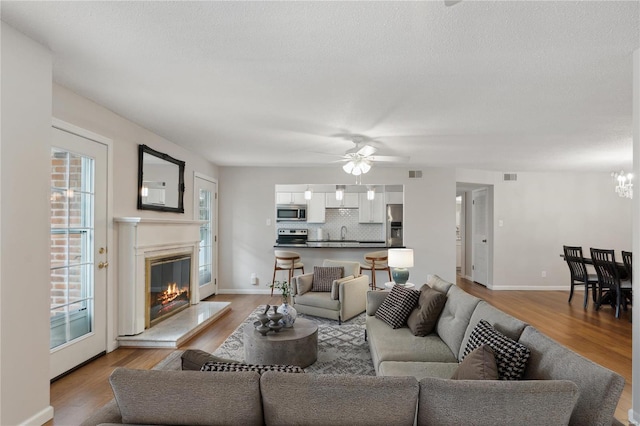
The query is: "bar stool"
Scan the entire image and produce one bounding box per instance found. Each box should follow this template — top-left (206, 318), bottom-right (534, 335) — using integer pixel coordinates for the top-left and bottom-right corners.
top-left (272, 250), bottom-right (304, 295)
top-left (360, 250), bottom-right (392, 291)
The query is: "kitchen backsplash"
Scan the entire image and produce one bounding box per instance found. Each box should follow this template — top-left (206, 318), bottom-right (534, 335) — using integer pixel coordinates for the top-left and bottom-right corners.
top-left (276, 209), bottom-right (384, 241)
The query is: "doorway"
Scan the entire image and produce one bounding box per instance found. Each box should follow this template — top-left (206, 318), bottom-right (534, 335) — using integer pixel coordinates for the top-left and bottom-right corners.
top-left (194, 173), bottom-right (218, 300)
top-left (456, 183), bottom-right (493, 287)
top-left (50, 126), bottom-right (109, 379)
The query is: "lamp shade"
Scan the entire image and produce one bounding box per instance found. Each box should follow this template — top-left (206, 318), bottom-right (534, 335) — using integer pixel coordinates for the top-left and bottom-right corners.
top-left (388, 249), bottom-right (414, 268)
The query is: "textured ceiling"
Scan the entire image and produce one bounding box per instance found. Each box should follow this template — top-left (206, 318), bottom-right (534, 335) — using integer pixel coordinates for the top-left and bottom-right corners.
top-left (1, 1), bottom-right (639, 172)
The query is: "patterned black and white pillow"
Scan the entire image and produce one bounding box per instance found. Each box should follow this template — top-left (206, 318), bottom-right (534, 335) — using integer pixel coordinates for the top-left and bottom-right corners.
top-left (200, 361), bottom-right (305, 374)
top-left (375, 285), bottom-right (421, 329)
top-left (462, 319), bottom-right (530, 380)
top-left (312, 266), bottom-right (344, 292)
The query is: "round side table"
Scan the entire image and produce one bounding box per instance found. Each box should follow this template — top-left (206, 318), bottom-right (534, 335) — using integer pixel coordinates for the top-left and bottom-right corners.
top-left (384, 282), bottom-right (416, 290)
top-left (243, 317), bottom-right (318, 368)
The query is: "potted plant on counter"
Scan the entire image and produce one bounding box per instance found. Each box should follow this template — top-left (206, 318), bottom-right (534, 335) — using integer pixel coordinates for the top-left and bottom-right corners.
top-left (268, 280), bottom-right (297, 327)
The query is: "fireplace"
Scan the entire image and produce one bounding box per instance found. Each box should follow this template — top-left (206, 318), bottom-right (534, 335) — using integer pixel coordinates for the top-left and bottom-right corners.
top-left (146, 254), bottom-right (191, 328)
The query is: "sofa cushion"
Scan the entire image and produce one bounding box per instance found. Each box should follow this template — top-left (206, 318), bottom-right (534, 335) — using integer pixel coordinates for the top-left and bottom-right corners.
top-left (331, 275), bottom-right (354, 300)
top-left (261, 371), bottom-right (419, 426)
top-left (435, 285), bottom-right (482, 358)
top-left (296, 274), bottom-right (314, 295)
top-left (109, 368), bottom-right (263, 425)
top-left (406, 285), bottom-right (447, 336)
top-left (519, 326), bottom-right (625, 426)
top-left (417, 377), bottom-right (579, 426)
top-left (181, 349), bottom-right (238, 371)
top-left (312, 266), bottom-right (343, 292)
top-left (323, 259), bottom-right (361, 278)
top-left (201, 361), bottom-right (304, 374)
top-left (366, 315), bottom-right (458, 373)
top-left (426, 274), bottom-right (454, 294)
top-left (294, 291), bottom-right (340, 310)
top-left (378, 361), bottom-right (459, 379)
top-left (463, 319), bottom-right (530, 380)
top-left (375, 284), bottom-right (420, 329)
top-left (458, 300), bottom-right (528, 361)
top-left (451, 344), bottom-right (498, 380)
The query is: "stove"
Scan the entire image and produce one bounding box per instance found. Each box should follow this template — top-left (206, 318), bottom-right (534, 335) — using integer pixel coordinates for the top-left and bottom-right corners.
top-left (276, 229), bottom-right (308, 246)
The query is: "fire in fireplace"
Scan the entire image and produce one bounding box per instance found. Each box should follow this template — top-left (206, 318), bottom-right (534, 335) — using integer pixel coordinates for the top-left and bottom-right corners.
top-left (146, 254), bottom-right (191, 328)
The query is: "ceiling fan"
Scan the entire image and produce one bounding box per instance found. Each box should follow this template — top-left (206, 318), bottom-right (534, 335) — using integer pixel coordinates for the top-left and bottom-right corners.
top-left (332, 135), bottom-right (409, 176)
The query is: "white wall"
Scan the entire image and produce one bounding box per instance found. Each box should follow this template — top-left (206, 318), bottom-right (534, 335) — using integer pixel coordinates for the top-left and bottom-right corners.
top-left (457, 169), bottom-right (632, 290)
top-left (52, 85), bottom-right (218, 219)
top-left (52, 85), bottom-right (220, 352)
top-left (218, 166), bottom-right (457, 292)
top-left (0, 22), bottom-right (54, 425)
top-left (629, 48), bottom-right (639, 426)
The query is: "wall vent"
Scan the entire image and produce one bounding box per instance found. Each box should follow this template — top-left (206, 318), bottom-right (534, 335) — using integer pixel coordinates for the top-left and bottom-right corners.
top-left (409, 170), bottom-right (423, 178)
top-left (503, 173), bottom-right (518, 182)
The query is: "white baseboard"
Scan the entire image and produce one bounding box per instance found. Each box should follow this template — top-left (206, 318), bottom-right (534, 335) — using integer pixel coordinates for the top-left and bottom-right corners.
top-left (216, 288), bottom-right (271, 295)
top-left (629, 409), bottom-right (640, 425)
top-left (490, 285), bottom-right (571, 291)
top-left (19, 405), bottom-right (53, 426)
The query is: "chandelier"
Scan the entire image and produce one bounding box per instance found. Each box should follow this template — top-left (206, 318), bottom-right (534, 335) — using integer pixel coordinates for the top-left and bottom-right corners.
top-left (612, 170), bottom-right (633, 199)
top-left (342, 157), bottom-right (371, 176)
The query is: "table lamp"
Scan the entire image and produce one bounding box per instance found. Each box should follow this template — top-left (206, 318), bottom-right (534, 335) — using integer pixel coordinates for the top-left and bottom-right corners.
top-left (388, 248), bottom-right (414, 286)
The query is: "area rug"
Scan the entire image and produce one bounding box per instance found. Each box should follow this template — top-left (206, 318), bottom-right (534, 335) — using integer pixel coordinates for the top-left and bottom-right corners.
top-left (152, 307), bottom-right (375, 375)
top-left (211, 306), bottom-right (375, 376)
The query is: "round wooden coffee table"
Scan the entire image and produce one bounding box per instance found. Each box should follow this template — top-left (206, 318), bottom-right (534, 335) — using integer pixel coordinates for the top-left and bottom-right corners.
top-left (243, 317), bottom-right (318, 368)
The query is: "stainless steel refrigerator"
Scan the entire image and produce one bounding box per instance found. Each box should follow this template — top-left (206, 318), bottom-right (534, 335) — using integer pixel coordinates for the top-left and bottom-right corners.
top-left (386, 204), bottom-right (403, 247)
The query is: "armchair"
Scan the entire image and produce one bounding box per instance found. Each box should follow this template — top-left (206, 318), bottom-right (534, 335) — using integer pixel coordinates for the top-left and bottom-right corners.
top-left (292, 259), bottom-right (369, 324)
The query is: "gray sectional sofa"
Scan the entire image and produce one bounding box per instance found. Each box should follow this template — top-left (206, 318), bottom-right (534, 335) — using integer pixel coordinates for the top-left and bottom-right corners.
top-left (82, 367), bottom-right (580, 426)
top-left (82, 275), bottom-right (625, 426)
top-left (366, 274), bottom-right (625, 426)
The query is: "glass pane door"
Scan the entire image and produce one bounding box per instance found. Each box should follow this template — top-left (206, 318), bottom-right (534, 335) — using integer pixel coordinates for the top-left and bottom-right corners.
top-left (195, 176), bottom-right (217, 299)
top-left (50, 126), bottom-right (107, 380)
top-left (50, 148), bottom-right (95, 349)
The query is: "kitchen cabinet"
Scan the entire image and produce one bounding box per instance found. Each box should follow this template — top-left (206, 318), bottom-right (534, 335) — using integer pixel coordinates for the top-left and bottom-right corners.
top-left (277, 192), bottom-right (306, 205)
top-left (385, 191), bottom-right (404, 205)
top-left (307, 193), bottom-right (326, 223)
top-left (358, 194), bottom-right (385, 223)
top-left (325, 192), bottom-right (358, 208)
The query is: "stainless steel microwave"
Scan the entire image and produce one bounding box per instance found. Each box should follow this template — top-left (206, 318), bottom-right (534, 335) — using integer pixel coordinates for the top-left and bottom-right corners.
top-left (276, 204), bottom-right (307, 222)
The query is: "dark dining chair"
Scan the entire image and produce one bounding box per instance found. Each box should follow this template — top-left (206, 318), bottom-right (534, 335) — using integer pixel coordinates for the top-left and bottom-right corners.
top-left (622, 251), bottom-right (633, 283)
top-left (590, 248), bottom-right (632, 319)
top-left (563, 245), bottom-right (597, 308)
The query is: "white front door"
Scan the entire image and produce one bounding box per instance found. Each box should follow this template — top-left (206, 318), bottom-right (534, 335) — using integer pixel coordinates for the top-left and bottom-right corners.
top-left (194, 174), bottom-right (217, 300)
top-left (472, 188), bottom-right (489, 286)
top-left (50, 127), bottom-right (108, 379)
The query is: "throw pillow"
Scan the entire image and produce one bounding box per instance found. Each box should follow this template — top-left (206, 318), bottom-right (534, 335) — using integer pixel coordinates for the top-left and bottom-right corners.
top-left (201, 361), bottom-right (305, 374)
top-left (406, 286), bottom-right (447, 336)
top-left (330, 275), bottom-right (355, 300)
top-left (312, 266), bottom-right (344, 292)
top-left (181, 349), bottom-right (238, 371)
top-left (463, 319), bottom-right (530, 380)
top-left (451, 344), bottom-right (499, 380)
top-left (375, 284), bottom-right (421, 329)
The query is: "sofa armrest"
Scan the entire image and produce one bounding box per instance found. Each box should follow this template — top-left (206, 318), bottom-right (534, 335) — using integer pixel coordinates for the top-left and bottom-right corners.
top-left (339, 275), bottom-right (369, 321)
top-left (366, 290), bottom-right (389, 315)
top-left (79, 399), bottom-right (122, 426)
top-left (293, 273), bottom-right (314, 296)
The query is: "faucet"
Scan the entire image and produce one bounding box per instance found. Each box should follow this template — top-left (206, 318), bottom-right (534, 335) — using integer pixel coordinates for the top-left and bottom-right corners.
top-left (340, 226), bottom-right (347, 241)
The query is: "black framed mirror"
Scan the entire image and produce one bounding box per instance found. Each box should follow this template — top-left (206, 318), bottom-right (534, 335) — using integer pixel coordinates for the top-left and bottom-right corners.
top-left (137, 144), bottom-right (185, 213)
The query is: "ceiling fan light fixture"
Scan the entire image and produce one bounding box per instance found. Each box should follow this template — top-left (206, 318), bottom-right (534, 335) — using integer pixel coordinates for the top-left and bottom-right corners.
top-left (367, 186), bottom-right (375, 200)
top-left (342, 158), bottom-right (372, 176)
top-left (343, 162), bottom-right (355, 174)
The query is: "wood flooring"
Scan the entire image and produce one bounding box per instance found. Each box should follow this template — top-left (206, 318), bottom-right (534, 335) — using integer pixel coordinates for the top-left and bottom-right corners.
top-left (45, 279), bottom-right (632, 425)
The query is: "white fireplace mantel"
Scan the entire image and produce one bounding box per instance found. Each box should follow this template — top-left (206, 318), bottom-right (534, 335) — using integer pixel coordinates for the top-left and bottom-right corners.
top-left (115, 217), bottom-right (205, 336)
